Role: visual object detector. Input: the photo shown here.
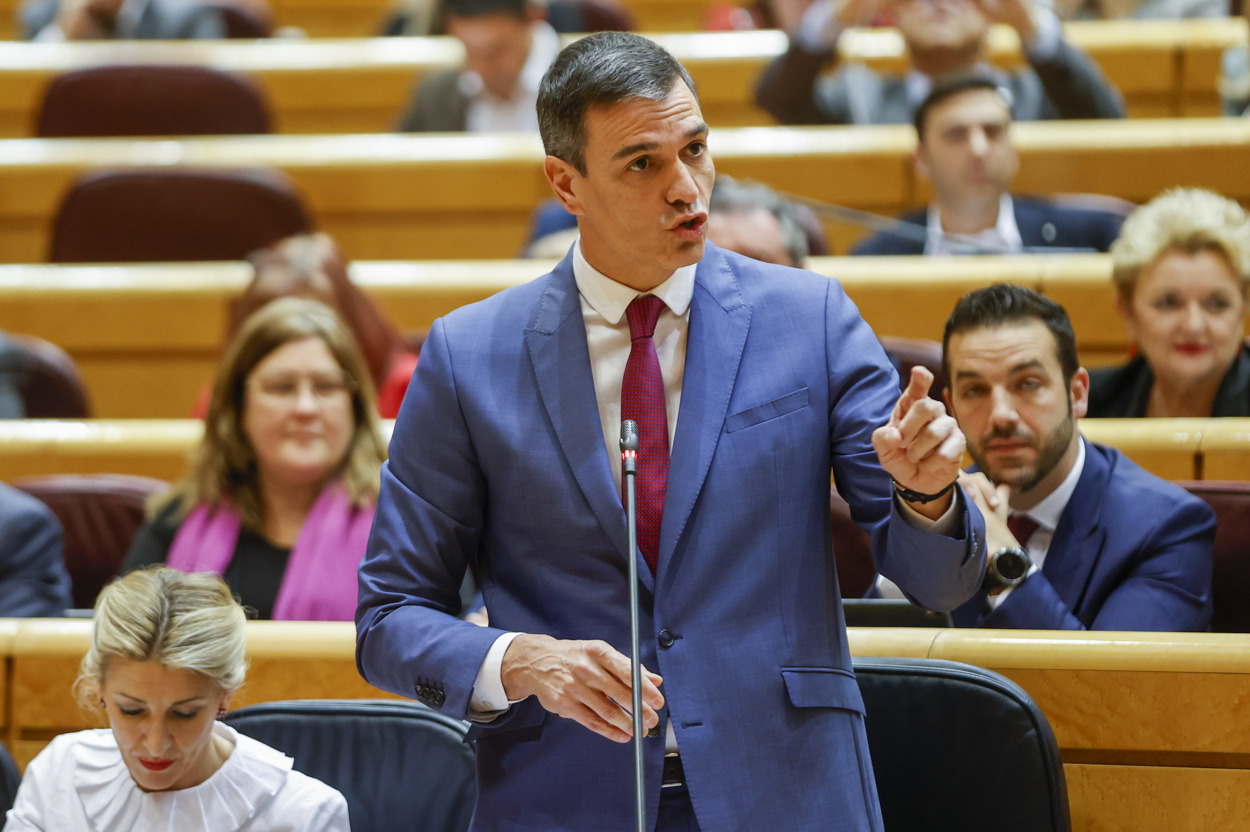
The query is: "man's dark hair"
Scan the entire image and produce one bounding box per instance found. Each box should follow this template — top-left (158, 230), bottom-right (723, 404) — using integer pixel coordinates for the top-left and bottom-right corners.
top-left (942, 283), bottom-right (1080, 385)
top-left (913, 74), bottom-right (1010, 141)
top-left (537, 31), bottom-right (697, 176)
top-left (710, 175), bottom-right (809, 267)
top-left (438, 0), bottom-right (528, 22)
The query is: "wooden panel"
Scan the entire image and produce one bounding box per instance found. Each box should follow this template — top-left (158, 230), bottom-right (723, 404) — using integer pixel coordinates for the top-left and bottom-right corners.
top-left (1198, 420), bottom-right (1250, 480)
top-left (1079, 418), bottom-right (1205, 480)
top-left (1065, 764), bottom-right (1250, 832)
top-left (0, 420), bottom-right (204, 481)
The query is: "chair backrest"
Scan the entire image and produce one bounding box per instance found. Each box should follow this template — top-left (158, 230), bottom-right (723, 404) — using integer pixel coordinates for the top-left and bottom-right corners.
top-left (879, 335), bottom-right (946, 400)
top-left (37, 64), bottom-right (271, 138)
top-left (854, 657), bottom-right (1071, 832)
top-left (224, 699), bottom-right (476, 832)
top-left (50, 167), bottom-right (313, 263)
top-left (5, 333), bottom-right (91, 418)
top-left (1178, 480), bottom-right (1250, 633)
top-left (13, 474), bottom-right (168, 609)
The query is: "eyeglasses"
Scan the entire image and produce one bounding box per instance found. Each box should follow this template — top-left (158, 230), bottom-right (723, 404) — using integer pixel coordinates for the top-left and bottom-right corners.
top-left (247, 373), bottom-right (356, 407)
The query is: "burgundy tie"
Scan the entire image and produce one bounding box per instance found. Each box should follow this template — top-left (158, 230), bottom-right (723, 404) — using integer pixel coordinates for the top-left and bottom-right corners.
top-left (1007, 514), bottom-right (1039, 548)
top-left (621, 295), bottom-right (669, 575)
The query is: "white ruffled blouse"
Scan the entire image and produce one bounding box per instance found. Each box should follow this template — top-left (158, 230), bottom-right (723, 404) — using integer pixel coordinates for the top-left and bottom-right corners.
top-left (3, 723), bottom-right (350, 831)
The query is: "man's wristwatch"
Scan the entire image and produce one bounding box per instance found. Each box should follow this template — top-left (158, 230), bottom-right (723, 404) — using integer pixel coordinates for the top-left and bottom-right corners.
top-left (984, 546), bottom-right (1032, 591)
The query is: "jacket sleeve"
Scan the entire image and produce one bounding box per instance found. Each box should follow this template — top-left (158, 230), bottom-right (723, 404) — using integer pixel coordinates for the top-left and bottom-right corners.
top-left (986, 496), bottom-right (1214, 631)
top-left (754, 42), bottom-right (847, 125)
top-left (1028, 35), bottom-right (1126, 119)
top-left (355, 318), bottom-right (512, 719)
top-left (0, 492), bottom-right (71, 617)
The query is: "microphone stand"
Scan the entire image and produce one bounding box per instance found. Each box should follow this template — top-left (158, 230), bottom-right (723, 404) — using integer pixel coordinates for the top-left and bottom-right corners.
top-left (619, 419), bottom-right (646, 832)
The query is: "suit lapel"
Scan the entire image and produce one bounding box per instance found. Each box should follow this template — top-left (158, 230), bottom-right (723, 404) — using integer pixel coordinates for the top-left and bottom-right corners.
top-left (524, 255), bottom-right (631, 567)
top-left (656, 245), bottom-right (751, 585)
top-left (1042, 439), bottom-right (1108, 609)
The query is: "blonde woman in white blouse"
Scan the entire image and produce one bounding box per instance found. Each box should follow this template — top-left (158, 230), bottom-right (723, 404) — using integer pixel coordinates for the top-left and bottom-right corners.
top-left (3, 567), bottom-right (350, 831)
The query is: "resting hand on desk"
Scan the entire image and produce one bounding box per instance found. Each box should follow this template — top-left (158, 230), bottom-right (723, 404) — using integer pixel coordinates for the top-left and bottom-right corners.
top-left (501, 634), bottom-right (664, 743)
top-left (959, 472), bottom-right (1028, 595)
top-left (872, 366), bottom-right (965, 520)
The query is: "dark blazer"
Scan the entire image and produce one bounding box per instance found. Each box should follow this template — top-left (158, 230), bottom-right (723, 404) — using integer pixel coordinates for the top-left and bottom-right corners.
top-left (19, 0), bottom-right (225, 39)
top-left (395, 68), bottom-right (470, 133)
top-left (952, 440), bottom-right (1214, 631)
top-left (756, 34), bottom-right (1125, 125)
top-left (357, 243), bottom-right (985, 831)
top-left (850, 196), bottom-right (1125, 255)
top-left (1088, 350), bottom-right (1250, 417)
top-left (0, 483), bottom-right (72, 617)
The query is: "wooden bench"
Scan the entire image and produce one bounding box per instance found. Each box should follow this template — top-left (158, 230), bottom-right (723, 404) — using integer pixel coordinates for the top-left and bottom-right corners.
top-left (0, 417), bottom-right (1243, 483)
top-left (0, 20), bottom-right (1237, 135)
top-left (3, 619), bottom-right (1248, 831)
top-left (0, 253), bottom-right (1220, 416)
top-left (0, 116), bottom-right (1245, 260)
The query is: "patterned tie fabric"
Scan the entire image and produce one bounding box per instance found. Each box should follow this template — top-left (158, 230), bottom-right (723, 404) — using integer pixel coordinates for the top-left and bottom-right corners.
top-left (1007, 513), bottom-right (1040, 549)
top-left (621, 295), bottom-right (669, 575)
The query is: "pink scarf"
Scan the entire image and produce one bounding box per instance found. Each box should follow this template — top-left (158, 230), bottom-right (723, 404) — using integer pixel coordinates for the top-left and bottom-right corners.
top-left (166, 484), bottom-right (373, 621)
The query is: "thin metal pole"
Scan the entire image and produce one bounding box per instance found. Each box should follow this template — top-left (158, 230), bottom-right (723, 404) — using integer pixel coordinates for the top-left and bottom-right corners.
top-left (621, 430), bottom-right (646, 832)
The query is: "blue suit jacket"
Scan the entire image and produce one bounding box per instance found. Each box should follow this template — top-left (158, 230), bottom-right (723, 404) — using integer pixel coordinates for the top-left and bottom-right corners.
top-left (952, 440), bottom-right (1213, 630)
top-left (850, 197), bottom-right (1125, 256)
top-left (357, 243), bottom-right (985, 832)
top-left (0, 483), bottom-right (71, 617)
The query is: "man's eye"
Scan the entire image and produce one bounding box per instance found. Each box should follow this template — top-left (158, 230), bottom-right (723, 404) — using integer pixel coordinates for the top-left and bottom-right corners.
top-left (627, 157), bottom-right (648, 171)
top-left (687, 142), bottom-right (706, 156)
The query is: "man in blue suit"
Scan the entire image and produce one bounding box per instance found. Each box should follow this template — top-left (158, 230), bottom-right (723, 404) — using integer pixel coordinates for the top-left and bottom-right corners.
top-left (358, 32), bottom-right (986, 832)
top-left (943, 284), bottom-right (1213, 630)
top-left (851, 75), bottom-right (1125, 256)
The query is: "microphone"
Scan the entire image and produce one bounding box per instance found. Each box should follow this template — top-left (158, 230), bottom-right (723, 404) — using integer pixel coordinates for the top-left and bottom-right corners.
top-left (619, 418), bottom-right (646, 832)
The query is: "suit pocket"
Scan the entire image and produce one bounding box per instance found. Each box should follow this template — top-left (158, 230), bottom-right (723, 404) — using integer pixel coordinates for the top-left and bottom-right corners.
top-left (725, 387), bottom-right (810, 433)
top-left (781, 667), bottom-right (866, 714)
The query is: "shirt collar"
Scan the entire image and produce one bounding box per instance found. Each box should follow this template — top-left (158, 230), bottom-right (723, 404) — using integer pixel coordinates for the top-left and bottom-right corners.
top-left (1020, 437), bottom-right (1086, 531)
top-left (925, 193), bottom-right (1022, 255)
top-left (458, 20), bottom-right (559, 102)
top-left (571, 238), bottom-right (696, 324)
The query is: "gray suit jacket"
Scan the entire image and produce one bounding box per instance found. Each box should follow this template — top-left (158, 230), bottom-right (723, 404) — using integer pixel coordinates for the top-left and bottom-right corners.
top-left (396, 68), bottom-right (471, 133)
top-left (19, 0), bottom-right (225, 40)
top-left (756, 35), bottom-right (1125, 125)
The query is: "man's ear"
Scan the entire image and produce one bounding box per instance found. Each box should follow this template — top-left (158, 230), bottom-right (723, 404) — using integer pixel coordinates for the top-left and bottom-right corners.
top-left (942, 386), bottom-right (953, 414)
top-left (1071, 367), bottom-right (1090, 419)
top-left (544, 155), bottom-right (584, 216)
top-left (912, 145), bottom-right (930, 184)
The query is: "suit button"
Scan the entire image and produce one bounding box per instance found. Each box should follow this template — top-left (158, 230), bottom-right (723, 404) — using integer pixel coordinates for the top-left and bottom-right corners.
top-left (658, 629), bottom-right (675, 649)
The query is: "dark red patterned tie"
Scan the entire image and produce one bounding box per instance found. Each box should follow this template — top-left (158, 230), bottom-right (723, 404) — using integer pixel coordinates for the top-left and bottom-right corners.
top-left (1007, 514), bottom-right (1039, 548)
top-left (621, 295), bottom-right (669, 575)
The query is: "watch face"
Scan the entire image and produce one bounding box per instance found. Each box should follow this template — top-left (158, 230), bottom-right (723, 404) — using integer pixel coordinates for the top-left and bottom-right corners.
top-left (994, 548), bottom-right (1030, 582)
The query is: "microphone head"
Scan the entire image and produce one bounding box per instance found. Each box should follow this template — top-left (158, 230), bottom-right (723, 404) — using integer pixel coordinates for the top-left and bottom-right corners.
top-left (619, 419), bottom-right (639, 452)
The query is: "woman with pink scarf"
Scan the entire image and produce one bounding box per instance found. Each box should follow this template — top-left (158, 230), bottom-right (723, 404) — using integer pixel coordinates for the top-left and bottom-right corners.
top-left (122, 297), bottom-right (387, 621)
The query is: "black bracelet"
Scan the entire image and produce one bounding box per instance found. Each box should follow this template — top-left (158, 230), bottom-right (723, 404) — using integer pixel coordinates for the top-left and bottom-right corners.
top-left (893, 479), bottom-right (956, 504)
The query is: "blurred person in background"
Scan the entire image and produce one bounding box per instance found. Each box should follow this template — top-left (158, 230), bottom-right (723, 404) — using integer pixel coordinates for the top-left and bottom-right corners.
top-left (0, 482), bottom-right (72, 617)
top-left (124, 298), bottom-right (387, 621)
top-left (191, 233), bottom-right (419, 420)
top-left (755, 0), bottom-right (1125, 126)
top-left (3, 567), bottom-right (350, 831)
top-left (19, 0), bottom-right (225, 39)
top-left (1090, 188), bottom-right (1250, 418)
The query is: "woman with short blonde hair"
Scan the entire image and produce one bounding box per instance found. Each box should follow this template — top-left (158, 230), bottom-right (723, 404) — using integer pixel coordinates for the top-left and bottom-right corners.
top-left (4, 567), bottom-right (350, 831)
top-left (1090, 188), bottom-right (1250, 417)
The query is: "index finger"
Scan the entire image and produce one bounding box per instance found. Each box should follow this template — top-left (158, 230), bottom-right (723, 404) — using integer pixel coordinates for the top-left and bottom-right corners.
top-left (894, 366), bottom-right (934, 421)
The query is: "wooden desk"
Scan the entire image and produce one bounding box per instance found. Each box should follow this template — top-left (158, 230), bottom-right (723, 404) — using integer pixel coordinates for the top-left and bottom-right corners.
top-left (0, 117), bottom-right (1245, 261)
top-left (0, 20), bottom-right (1237, 139)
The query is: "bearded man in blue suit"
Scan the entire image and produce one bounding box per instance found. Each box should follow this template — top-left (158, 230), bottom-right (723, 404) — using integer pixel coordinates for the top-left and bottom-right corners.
top-left (357, 32), bottom-right (986, 832)
top-left (943, 284), bottom-right (1213, 631)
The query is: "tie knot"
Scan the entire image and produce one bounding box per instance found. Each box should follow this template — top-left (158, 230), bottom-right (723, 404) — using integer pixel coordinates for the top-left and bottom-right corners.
top-left (1007, 513), bottom-right (1040, 548)
top-left (625, 295), bottom-right (665, 341)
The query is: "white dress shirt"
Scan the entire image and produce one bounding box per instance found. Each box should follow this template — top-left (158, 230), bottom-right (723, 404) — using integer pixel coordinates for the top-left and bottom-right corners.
top-left (925, 193), bottom-right (1024, 256)
top-left (461, 20), bottom-right (559, 133)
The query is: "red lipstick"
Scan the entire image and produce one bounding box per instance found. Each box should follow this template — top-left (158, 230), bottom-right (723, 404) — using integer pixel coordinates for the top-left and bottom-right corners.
top-left (140, 759), bottom-right (174, 771)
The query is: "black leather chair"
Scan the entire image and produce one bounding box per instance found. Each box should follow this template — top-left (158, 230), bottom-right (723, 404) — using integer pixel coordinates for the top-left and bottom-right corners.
top-left (854, 657), bottom-right (1071, 832)
top-left (224, 699), bottom-right (476, 832)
